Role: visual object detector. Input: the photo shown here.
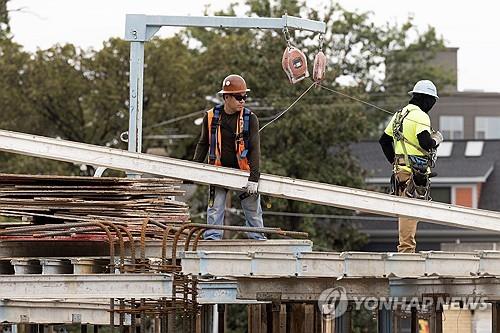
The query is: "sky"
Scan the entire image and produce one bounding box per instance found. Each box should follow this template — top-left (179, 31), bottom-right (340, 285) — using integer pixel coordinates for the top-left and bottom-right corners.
top-left (7, 0), bottom-right (500, 92)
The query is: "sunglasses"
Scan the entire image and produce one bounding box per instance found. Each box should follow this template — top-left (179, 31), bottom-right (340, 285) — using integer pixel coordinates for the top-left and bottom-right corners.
top-left (231, 94), bottom-right (248, 101)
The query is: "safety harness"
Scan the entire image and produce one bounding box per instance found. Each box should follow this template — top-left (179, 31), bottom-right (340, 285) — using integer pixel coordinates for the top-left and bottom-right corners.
top-left (208, 104), bottom-right (251, 170)
top-left (391, 108), bottom-right (437, 200)
top-left (207, 104), bottom-right (252, 206)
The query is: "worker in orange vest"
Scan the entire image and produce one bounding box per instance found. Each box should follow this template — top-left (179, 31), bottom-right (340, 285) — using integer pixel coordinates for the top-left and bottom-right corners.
top-left (193, 74), bottom-right (266, 240)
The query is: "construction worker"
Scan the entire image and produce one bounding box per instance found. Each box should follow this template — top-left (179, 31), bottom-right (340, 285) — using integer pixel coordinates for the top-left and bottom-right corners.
top-left (379, 80), bottom-right (443, 253)
top-left (193, 74), bottom-right (266, 240)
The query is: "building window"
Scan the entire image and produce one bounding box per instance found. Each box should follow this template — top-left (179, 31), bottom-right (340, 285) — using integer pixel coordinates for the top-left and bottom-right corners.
top-left (439, 116), bottom-right (464, 140)
top-left (475, 116), bottom-right (500, 139)
top-left (431, 187), bottom-right (451, 204)
top-left (436, 142), bottom-right (453, 157)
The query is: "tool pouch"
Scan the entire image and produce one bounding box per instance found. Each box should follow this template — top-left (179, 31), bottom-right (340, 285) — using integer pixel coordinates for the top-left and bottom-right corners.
top-left (405, 168), bottom-right (431, 201)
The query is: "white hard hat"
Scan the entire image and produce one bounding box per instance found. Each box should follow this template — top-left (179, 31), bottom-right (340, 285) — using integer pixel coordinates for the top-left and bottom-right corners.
top-left (408, 80), bottom-right (439, 99)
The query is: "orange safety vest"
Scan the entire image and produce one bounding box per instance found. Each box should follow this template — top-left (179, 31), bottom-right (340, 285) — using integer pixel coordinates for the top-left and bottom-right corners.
top-left (207, 105), bottom-right (251, 171)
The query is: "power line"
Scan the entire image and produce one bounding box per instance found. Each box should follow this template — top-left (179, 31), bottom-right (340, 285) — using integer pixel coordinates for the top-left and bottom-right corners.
top-left (317, 83), bottom-right (434, 129)
top-left (145, 109), bottom-right (206, 130)
top-left (259, 82), bottom-right (317, 132)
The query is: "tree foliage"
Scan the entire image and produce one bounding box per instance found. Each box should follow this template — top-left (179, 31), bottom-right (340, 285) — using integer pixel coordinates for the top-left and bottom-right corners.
top-left (0, 0), bottom-right (10, 39)
top-left (0, 0), bottom-right (454, 250)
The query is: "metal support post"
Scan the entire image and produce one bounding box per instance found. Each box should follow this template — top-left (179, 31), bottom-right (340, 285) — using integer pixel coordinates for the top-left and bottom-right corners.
top-left (198, 304), bottom-right (213, 333)
top-left (304, 303), bottom-right (315, 333)
top-left (391, 304), bottom-right (401, 332)
top-left (493, 302), bottom-right (500, 333)
top-left (435, 306), bottom-right (443, 333)
top-left (429, 302), bottom-right (443, 333)
top-left (154, 317), bottom-right (160, 333)
top-left (110, 298), bottom-right (115, 333)
top-left (217, 304), bottom-right (225, 333)
top-left (248, 304), bottom-right (264, 333)
top-left (167, 312), bottom-right (175, 333)
top-left (17, 324), bottom-right (27, 333)
top-left (321, 311), bottom-right (334, 333)
top-left (128, 41), bottom-right (145, 155)
top-left (378, 307), bottom-right (392, 333)
top-left (410, 306), bottom-right (417, 333)
top-left (139, 299), bottom-right (146, 333)
top-left (280, 304), bottom-right (287, 333)
top-left (265, 302), bottom-right (282, 333)
top-left (314, 304), bottom-right (321, 333)
top-left (160, 310), bottom-right (167, 333)
top-left (288, 303), bottom-right (305, 333)
top-left (335, 302), bottom-right (351, 333)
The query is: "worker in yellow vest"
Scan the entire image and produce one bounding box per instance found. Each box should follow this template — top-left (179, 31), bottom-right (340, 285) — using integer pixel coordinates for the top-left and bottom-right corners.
top-left (193, 74), bottom-right (266, 240)
top-left (379, 80), bottom-right (443, 253)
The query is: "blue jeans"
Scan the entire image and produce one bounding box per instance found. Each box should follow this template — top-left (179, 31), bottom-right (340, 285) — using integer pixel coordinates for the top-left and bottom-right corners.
top-left (204, 186), bottom-right (266, 240)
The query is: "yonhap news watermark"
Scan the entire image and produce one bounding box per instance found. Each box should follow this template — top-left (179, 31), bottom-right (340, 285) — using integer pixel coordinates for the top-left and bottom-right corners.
top-left (318, 287), bottom-right (488, 318)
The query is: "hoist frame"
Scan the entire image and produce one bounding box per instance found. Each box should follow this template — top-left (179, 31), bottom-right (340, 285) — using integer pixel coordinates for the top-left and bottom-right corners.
top-left (123, 14), bottom-right (326, 158)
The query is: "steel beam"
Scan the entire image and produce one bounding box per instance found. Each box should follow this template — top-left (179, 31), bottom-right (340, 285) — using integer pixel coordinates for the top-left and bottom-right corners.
top-left (0, 274), bottom-right (172, 299)
top-left (124, 14), bottom-right (326, 42)
top-left (1, 130), bottom-right (499, 233)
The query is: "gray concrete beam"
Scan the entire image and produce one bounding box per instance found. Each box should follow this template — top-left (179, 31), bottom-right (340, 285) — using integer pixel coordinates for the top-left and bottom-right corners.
top-left (390, 277), bottom-right (500, 300)
top-left (0, 274), bottom-right (172, 299)
top-left (237, 277), bottom-right (390, 302)
top-left (0, 240), bottom-right (312, 259)
top-left (0, 300), bottom-right (127, 325)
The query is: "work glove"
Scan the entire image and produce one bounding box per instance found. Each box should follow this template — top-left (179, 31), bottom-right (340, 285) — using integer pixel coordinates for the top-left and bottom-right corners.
top-left (431, 131), bottom-right (444, 146)
top-left (244, 181), bottom-right (259, 195)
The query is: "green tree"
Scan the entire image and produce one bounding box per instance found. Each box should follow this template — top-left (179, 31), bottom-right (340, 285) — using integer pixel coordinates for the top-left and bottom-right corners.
top-left (141, 36), bottom-right (201, 157)
top-left (0, 0), bottom-right (10, 39)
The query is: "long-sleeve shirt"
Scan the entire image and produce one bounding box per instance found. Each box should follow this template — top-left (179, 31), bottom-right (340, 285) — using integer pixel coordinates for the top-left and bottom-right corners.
top-left (193, 107), bottom-right (261, 182)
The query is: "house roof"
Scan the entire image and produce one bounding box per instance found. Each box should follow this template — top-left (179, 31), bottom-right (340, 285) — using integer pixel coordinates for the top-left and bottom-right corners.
top-left (349, 140), bottom-right (500, 211)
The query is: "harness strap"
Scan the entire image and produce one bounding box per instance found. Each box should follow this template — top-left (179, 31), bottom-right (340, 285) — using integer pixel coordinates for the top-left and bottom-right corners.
top-left (392, 108), bottom-right (430, 171)
top-left (240, 108), bottom-right (251, 158)
top-left (208, 105), bottom-right (222, 164)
